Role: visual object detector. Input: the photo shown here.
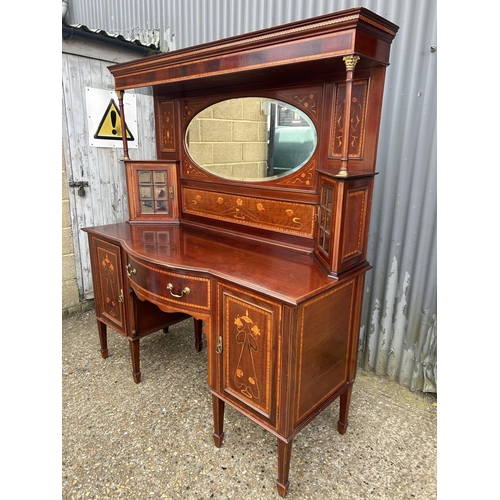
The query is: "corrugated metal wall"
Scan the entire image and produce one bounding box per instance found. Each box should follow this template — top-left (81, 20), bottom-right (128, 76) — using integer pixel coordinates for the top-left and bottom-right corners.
top-left (65, 0), bottom-right (437, 393)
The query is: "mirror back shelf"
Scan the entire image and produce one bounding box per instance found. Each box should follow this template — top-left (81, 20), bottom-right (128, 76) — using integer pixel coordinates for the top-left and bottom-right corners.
top-left (111, 7), bottom-right (398, 260)
top-left (150, 84), bottom-right (326, 252)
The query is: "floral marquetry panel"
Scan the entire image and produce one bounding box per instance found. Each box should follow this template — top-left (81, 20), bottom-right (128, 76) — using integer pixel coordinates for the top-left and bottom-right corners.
top-left (330, 79), bottom-right (369, 158)
top-left (220, 286), bottom-right (281, 423)
top-left (182, 187), bottom-right (315, 237)
top-left (277, 88), bottom-right (322, 123)
top-left (158, 100), bottom-right (176, 153)
top-left (92, 237), bottom-right (125, 333)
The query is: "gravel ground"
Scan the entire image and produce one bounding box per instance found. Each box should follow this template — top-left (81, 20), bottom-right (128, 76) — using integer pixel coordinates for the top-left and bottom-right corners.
top-left (62, 308), bottom-right (437, 499)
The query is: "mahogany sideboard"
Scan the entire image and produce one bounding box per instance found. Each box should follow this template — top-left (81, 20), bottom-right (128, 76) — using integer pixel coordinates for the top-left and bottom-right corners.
top-left (83, 7), bottom-right (398, 496)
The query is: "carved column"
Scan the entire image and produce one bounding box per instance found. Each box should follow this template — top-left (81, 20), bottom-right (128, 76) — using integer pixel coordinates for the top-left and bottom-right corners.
top-left (336, 54), bottom-right (360, 177)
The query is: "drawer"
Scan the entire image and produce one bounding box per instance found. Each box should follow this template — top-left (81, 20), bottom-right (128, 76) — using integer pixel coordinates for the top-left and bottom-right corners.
top-left (125, 256), bottom-right (211, 311)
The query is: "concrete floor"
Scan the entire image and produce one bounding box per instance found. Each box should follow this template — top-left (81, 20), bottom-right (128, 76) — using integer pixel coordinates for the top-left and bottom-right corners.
top-left (62, 308), bottom-right (437, 499)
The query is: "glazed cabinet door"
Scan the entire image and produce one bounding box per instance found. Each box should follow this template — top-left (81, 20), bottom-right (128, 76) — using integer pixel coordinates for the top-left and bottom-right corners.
top-left (124, 160), bottom-right (179, 223)
top-left (216, 283), bottom-right (281, 429)
top-left (87, 235), bottom-right (126, 334)
top-left (314, 174), bottom-right (374, 279)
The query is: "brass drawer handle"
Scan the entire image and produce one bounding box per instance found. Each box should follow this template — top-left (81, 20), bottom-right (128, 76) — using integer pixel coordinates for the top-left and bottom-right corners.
top-left (167, 283), bottom-right (190, 298)
top-left (126, 264), bottom-right (136, 278)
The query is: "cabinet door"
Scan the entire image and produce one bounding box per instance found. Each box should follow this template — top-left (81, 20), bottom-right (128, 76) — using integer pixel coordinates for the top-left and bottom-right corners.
top-left (217, 283), bottom-right (281, 428)
top-left (88, 235), bottom-right (126, 334)
top-left (314, 174), bottom-right (373, 278)
top-left (124, 161), bottom-right (179, 223)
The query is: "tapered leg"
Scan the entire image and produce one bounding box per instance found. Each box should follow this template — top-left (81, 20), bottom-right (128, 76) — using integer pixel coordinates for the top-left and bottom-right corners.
top-left (338, 384), bottom-right (353, 434)
top-left (194, 318), bottom-right (203, 352)
top-left (97, 320), bottom-right (108, 359)
top-left (128, 338), bottom-right (141, 384)
top-left (277, 438), bottom-right (293, 497)
top-left (212, 394), bottom-right (225, 447)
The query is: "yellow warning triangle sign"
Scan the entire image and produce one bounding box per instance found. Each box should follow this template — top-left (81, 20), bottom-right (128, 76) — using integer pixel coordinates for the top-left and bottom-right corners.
top-left (93, 99), bottom-right (134, 141)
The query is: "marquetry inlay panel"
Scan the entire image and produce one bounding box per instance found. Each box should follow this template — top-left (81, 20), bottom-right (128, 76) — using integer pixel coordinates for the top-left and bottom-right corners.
top-left (222, 291), bottom-right (276, 418)
top-left (159, 100), bottom-right (176, 152)
top-left (330, 79), bottom-right (369, 158)
top-left (182, 152), bottom-right (210, 179)
top-left (182, 187), bottom-right (315, 236)
top-left (279, 90), bottom-right (321, 122)
top-left (95, 241), bottom-right (124, 329)
top-left (275, 160), bottom-right (316, 189)
top-left (182, 100), bottom-right (211, 125)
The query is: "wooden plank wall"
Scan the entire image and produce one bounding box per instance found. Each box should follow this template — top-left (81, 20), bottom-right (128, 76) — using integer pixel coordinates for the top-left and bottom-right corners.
top-left (62, 39), bottom-right (156, 300)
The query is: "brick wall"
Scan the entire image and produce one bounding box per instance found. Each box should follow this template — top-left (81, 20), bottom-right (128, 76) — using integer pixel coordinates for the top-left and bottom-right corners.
top-left (186, 98), bottom-right (268, 179)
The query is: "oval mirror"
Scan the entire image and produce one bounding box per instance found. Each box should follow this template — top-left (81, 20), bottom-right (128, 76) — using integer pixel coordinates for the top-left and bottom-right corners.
top-left (185, 97), bottom-right (317, 181)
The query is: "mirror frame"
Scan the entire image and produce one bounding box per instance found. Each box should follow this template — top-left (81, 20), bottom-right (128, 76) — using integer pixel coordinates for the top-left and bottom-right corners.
top-left (184, 97), bottom-right (318, 183)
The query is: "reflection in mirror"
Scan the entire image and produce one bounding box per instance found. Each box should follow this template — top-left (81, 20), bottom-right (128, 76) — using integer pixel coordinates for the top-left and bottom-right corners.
top-left (185, 97), bottom-right (317, 181)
